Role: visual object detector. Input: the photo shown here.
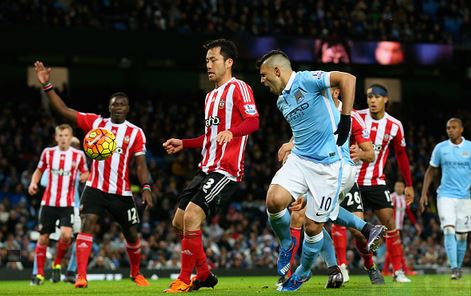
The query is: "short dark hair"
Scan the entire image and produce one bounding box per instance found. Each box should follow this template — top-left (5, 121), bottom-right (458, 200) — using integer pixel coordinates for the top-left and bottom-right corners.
top-left (203, 39), bottom-right (238, 62)
top-left (256, 49), bottom-right (289, 69)
top-left (109, 92), bottom-right (129, 104)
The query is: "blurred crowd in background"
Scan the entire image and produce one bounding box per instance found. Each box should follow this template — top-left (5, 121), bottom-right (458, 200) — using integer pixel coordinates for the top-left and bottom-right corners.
top-left (1, 0), bottom-right (470, 44)
top-left (1, 86), bottom-right (470, 272)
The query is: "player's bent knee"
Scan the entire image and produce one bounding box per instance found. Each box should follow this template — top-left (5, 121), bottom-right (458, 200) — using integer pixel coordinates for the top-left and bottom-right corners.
top-left (266, 186), bottom-right (291, 213)
top-left (80, 214), bottom-right (98, 233)
top-left (443, 225), bottom-right (455, 235)
top-left (172, 209), bottom-right (185, 230)
top-left (304, 219), bottom-right (323, 237)
top-left (38, 234), bottom-right (49, 245)
top-left (183, 210), bottom-right (203, 229)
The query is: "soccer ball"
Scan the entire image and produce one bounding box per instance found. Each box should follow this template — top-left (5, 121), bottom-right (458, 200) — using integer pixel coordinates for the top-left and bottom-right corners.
top-left (83, 128), bottom-right (116, 160)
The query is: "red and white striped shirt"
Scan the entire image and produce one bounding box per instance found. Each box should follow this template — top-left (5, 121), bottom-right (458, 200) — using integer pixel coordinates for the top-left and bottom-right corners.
top-left (391, 192), bottom-right (416, 230)
top-left (77, 113), bottom-right (146, 196)
top-left (356, 110), bottom-right (406, 186)
top-left (200, 78), bottom-right (258, 182)
top-left (37, 146), bottom-right (88, 207)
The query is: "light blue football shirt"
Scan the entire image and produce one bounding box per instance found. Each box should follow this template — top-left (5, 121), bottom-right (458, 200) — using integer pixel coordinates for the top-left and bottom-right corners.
top-left (430, 137), bottom-right (471, 199)
top-left (277, 71), bottom-right (341, 164)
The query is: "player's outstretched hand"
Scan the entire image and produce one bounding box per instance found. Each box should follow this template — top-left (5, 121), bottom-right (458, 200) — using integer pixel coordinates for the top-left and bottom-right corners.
top-left (405, 186), bottom-right (414, 206)
top-left (216, 130), bottom-right (233, 145)
top-left (28, 183), bottom-right (38, 195)
top-left (419, 193), bottom-right (428, 213)
top-left (334, 114), bottom-right (351, 146)
top-left (34, 61), bottom-right (51, 84)
top-left (289, 196), bottom-right (306, 211)
top-left (162, 138), bottom-right (183, 154)
top-left (278, 142), bottom-right (294, 163)
top-left (142, 190), bottom-right (153, 209)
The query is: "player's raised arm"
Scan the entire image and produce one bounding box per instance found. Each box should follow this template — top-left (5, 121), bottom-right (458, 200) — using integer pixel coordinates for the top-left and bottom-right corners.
top-left (34, 61), bottom-right (78, 122)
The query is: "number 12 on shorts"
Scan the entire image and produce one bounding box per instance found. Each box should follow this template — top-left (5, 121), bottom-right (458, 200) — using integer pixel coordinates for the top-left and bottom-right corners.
top-left (127, 208), bottom-right (139, 224)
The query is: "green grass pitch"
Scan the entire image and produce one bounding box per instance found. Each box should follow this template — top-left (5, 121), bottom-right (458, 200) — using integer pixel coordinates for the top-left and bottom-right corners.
top-left (1, 275), bottom-right (470, 296)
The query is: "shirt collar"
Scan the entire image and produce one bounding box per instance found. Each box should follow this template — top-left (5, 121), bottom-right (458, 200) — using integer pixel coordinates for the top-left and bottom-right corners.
top-left (282, 71), bottom-right (296, 93)
top-left (449, 137), bottom-right (465, 147)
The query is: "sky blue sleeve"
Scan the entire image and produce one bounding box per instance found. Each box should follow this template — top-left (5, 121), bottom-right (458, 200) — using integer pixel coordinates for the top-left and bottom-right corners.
top-left (304, 71), bottom-right (331, 94)
top-left (429, 144), bottom-right (441, 167)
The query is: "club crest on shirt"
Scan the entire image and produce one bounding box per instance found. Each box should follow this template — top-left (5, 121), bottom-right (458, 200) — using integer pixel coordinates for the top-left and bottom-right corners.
top-left (124, 136), bottom-right (130, 143)
top-left (294, 89), bottom-right (304, 102)
top-left (383, 134), bottom-right (390, 141)
top-left (219, 99), bottom-right (225, 109)
top-left (462, 150), bottom-right (470, 158)
top-left (362, 129), bottom-right (370, 139)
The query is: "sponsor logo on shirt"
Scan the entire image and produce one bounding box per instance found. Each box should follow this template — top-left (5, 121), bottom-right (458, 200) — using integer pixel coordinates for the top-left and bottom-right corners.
top-left (205, 116), bottom-right (220, 127)
top-left (51, 169), bottom-right (72, 176)
top-left (286, 102), bottom-right (309, 122)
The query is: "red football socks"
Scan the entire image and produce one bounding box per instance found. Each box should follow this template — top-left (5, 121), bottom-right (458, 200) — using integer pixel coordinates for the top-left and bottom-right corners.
top-left (126, 240), bottom-right (142, 277)
top-left (331, 224), bottom-right (347, 265)
top-left (385, 229), bottom-right (403, 272)
top-left (287, 227), bottom-right (302, 277)
top-left (35, 243), bottom-right (47, 276)
top-left (76, 233), bottom-right (93, 277)
top-left (179, 230), bottom-right (202, 284)
top-left (54, 238), bottom-right (71, 266)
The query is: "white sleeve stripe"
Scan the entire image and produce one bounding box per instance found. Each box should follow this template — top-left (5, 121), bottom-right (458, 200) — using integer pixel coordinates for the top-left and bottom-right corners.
top-left (429, 161), bottom-right (439, 167)
top-left (236, 81), bottom-right (248, 102)
top-left (236, 80), bottom-right (251, 103)
top-left (237, 81), bottom-right (247, 102)
top-left (351, 112), bottom-right (366, 128)
top-left (324, 72), bottom-right (331, 88)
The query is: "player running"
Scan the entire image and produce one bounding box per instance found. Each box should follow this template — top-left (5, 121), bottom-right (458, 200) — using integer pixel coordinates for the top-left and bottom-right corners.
top-left (29, 125), bottom-right (88, 285)
top-left (257, 50), bottom-right (384, 292)
top-left (162, 39), bottom-right (259, 293)
top-left (277, 86), bottom-right (385, 285)
top-left (34, 61), bottom-right (153, 288)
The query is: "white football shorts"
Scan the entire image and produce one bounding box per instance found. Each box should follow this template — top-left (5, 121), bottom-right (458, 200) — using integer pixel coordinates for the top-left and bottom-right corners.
top-left (271, 153), bottom-right (342, 223)
top-left (437, 197), bottom-right (471, 232)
